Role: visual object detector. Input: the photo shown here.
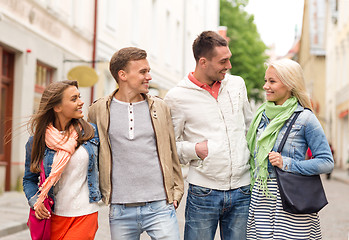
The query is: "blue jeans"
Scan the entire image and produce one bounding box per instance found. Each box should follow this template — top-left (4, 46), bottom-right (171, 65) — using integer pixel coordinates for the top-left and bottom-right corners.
top-left (109, 200), bottom-right (180, 240)
top-left (184, 184), bottom-right (251, 240)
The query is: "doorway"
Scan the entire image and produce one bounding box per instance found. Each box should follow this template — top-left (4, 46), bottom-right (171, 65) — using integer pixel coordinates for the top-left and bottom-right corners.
top-left (0, 47), bottom-right (14, 191)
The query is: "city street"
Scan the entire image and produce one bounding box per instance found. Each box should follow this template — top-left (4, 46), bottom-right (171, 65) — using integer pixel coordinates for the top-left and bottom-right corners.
top-left (1, 173), bottom-right (348, 240)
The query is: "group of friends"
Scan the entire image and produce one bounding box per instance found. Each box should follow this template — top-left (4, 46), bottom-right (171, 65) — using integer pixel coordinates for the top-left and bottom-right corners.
top-left (23, 30), bottom-right (334, 240)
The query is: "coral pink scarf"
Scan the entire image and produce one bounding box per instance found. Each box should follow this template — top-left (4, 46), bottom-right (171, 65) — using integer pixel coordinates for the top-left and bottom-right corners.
top-left (34, 124), bottom-right (78, 209)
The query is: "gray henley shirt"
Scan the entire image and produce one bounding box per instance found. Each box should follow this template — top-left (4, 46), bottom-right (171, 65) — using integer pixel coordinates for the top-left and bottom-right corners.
top-left (109, 98), bottom-right (166, 204)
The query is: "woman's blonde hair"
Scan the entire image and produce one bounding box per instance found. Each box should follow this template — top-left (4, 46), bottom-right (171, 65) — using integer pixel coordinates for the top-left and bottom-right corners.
top-left (266, 58), bottom-right (313, 110)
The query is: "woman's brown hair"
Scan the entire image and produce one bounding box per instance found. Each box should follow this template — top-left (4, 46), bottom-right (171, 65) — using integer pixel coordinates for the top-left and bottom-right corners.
top-left (28, 80), bottom-right (94, 173)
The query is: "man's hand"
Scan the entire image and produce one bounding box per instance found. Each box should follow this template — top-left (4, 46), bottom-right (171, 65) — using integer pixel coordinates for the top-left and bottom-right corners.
top-left (195, 140), bottom-right (208, 160)
top-left (173, 200), bottom-right (178, 209)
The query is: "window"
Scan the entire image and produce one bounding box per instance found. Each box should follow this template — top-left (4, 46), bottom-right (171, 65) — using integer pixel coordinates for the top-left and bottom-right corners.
top-left (34, 62), bottom-right (54, 112)
top-left (131, 0), bottom-right (140, 44)
top-left (106, 0), bottom-right (117, 31)
top-left (150, 0), bottom-right (158, 58)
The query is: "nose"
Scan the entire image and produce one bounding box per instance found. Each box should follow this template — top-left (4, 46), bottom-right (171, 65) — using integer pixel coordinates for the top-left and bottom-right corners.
top-left (263, 82), bottom-right (269, 90)
top-left (146, 72), bottom-right (152, 81)
top-left (79, 98), bottom-right (84, 106)
top-left (226, 60), bottom-right (232, 70)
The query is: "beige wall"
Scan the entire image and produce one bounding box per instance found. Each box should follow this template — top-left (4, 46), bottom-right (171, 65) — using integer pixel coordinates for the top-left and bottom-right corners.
top-left (298, 0), bottom-right (326, 128)
top-left (325, 0), bottom-right (349, 169)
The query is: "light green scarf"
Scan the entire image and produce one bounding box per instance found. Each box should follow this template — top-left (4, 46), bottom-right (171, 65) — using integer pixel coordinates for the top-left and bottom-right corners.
top-left (246, 97), bottom-right (298, 196)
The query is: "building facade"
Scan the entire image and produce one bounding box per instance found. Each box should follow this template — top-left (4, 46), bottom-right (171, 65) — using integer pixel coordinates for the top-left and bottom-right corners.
top-left (325, 0), bottom-right (349, 169)
top-left (299, 0), bottom-right (349, 169)
top-left (94, 0), bottom-right (220, 99)
top-left (0, 0), bottom-right (95, 192)
top-left (298, 0), bottom-right (326, 128)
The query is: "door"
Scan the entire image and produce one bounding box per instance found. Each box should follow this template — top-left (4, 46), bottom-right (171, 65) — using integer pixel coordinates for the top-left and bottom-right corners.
top-left (0, 47), bottom-right (14, 191)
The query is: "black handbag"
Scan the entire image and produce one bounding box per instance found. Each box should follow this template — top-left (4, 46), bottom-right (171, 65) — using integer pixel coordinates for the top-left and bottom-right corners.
top-left (274, 111), bottom-right (328, 214)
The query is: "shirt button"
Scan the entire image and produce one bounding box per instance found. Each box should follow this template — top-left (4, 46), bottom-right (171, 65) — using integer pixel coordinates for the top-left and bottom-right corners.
top-left (130, 127), bottom-right (133, 130)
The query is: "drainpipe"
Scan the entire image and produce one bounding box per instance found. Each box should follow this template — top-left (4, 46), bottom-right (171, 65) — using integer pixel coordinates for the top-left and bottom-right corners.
top-left (91, 0), bottom-right (98, 104)
top-left (182, 0), bottom-right (187, 76)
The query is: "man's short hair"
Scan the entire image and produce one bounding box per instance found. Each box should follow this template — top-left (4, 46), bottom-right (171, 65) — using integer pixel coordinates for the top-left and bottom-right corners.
top-left (109, 47), bottom-right (147, 82)
top-left (192, 31), bottom-right (228, 62)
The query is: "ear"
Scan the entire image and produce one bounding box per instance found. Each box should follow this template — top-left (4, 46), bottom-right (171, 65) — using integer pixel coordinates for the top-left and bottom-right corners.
top-left (118, 70), bottom-right (127, 82)
top-left (198, 57), bottom-right (207, 68)
top-left (53, 104), bottom-right (62, 113)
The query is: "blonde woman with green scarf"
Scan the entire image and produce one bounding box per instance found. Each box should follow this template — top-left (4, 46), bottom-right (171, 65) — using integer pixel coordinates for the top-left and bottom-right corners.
top-left (246, 59), bottom-right (333, 239)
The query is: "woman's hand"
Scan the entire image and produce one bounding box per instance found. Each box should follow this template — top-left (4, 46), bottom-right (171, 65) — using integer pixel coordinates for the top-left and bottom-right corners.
top-left (34, 201), bottom-right (51, 220)
top-left (269, 151), bottom-right (283, 169)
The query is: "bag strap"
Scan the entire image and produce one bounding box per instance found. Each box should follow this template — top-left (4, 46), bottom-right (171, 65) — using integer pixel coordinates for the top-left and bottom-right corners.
top-left (40, 161), bottom-right (46, 185)
top-left (277, 111), bottom-right (301, 153)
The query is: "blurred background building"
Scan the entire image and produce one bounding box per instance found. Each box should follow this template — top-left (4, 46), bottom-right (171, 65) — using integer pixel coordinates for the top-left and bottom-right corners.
top-left (0, 0), bottom-right (220, 192)
top-left (298, 0), bottom-right (349, 171)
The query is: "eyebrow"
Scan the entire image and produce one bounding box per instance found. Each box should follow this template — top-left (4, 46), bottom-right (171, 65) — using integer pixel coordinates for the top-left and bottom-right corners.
top-left (219, 58), bottom-right (229, 62)
top-left (140, 67), bottom-right (151, 72)
top-left (70, 94), bottom-right (80, 98)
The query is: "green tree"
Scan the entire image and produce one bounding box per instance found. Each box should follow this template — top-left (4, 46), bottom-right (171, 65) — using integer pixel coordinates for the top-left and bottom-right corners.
top-left (220, 0), bottom-right (268, 102)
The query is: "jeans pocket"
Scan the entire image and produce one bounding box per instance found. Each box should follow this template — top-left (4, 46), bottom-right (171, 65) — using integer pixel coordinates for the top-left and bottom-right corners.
top-left (109, 204), bottom-right (123, 220)
top-left (238, 185), bottom-right (251, 195)
top-left (189, 184), bottom-right (212, 197)
top-left (148, 200), bottom-right (173, 212)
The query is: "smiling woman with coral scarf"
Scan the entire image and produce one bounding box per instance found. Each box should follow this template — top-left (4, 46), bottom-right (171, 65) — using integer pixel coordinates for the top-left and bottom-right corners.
top-left (23, 80), bottom-right (101, 239)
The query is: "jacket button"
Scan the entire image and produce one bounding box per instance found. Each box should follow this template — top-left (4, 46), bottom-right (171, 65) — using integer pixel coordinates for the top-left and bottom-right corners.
top-left (93, 197), bottom-right (96, 200)
top-left (89, 183), bottom-right (92, 187)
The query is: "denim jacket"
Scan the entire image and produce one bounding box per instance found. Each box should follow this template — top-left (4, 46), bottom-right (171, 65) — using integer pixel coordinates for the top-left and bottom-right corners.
top-left (254, 104), bottom-right (334, 178)
top-left (23, 123), bottom-right (101, 210)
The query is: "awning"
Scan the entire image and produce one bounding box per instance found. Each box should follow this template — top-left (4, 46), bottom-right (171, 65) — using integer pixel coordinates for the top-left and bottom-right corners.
top-left (339, 109), bottom-right (348, 118)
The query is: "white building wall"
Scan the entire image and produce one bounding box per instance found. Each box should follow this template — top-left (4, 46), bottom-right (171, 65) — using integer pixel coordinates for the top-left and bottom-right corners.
top-left (94, 0), bottom-right (220, 98)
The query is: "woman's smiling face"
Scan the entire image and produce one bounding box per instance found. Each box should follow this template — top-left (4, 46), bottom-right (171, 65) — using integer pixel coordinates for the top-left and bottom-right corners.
top-left (263, 66), bottom-right (291, 105)
top-left (54, 85), bottom-right (84, 128)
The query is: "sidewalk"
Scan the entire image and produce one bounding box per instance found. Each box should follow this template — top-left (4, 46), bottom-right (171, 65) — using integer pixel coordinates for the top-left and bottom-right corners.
top-left (330, 166), bottom-right (349, 184)
top-left (0, 166), bottom-right (189, 239)
top-left (0, 191), bottom-right (28, 238)
top-left (0, 166), bottom-right (347, 239)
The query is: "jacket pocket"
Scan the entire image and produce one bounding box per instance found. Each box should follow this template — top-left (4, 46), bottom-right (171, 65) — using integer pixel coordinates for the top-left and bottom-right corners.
top-left (197, 140), bottom-right (229, 180)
